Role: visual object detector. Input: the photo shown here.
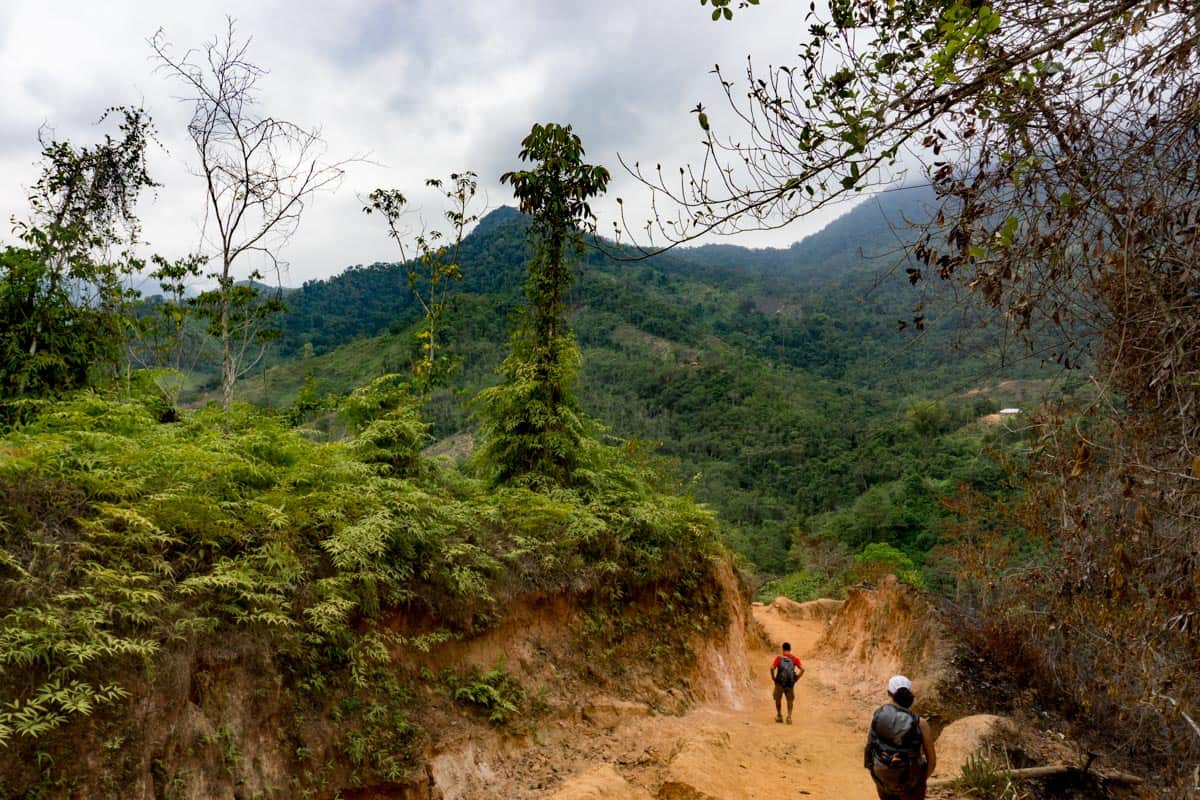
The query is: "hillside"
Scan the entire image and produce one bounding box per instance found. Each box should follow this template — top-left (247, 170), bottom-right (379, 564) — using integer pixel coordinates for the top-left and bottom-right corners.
top-left (3, 2), bottom-right (1195, 796)
top-left (0, 386), bottom-right (735, 798)
top-left (238, 193), bottom-right (1067, 576)
top-left (680, 184), bottom-right (937, 283)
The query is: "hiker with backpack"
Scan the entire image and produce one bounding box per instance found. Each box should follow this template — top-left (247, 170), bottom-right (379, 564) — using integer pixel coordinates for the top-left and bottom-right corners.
top-left (770, 641), bottom-right (804, 723)
top-left (864, 675), bottom-right (936, 800)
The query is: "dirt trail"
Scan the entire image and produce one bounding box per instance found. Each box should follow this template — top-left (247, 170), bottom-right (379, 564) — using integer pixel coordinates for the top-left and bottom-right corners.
top-left (540, 602), bottom-right (886, 799)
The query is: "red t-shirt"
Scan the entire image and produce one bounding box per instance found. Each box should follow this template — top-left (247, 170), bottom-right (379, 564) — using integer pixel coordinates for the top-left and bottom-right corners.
top-left (772, 653), bottom-right (803, 671)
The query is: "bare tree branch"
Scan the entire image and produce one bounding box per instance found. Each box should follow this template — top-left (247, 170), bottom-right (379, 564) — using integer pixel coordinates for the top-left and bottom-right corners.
top-left (151, 17), bottom-right (350, 418)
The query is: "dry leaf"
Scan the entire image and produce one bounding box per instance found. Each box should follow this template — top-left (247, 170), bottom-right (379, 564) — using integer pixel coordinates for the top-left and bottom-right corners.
top-left (1136, 504), bottom-right (1153, 529)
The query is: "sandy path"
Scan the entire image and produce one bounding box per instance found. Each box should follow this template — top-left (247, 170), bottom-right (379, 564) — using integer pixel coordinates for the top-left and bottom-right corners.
top-left (540, 603), bottom-right (884, 799)
top-left (653, 603), bottom-right (879, 798)
top-left (746, 605), bottom-right (879, 797)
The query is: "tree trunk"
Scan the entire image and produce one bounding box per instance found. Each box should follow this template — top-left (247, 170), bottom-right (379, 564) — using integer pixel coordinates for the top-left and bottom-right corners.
top-left (220, 268), bottom-right (234, 425)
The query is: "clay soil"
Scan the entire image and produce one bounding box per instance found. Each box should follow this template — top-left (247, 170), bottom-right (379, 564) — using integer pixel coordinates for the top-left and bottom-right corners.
top-left (495, 602), bottom-right (891, 799)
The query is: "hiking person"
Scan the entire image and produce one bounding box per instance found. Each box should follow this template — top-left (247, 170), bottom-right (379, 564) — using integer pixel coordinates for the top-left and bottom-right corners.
top-left (864, 675), bottom-right (936, 800)
top-left (770, 641), bottom-right (804, 723)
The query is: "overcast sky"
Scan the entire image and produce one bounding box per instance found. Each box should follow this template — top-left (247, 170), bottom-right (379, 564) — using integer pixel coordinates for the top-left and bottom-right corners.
top-left (0, 1), bottom-right (860, 286)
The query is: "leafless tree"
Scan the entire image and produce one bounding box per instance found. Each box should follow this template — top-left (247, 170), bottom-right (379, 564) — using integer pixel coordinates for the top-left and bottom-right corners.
top-left (151, 19), bottom-right (347, 416)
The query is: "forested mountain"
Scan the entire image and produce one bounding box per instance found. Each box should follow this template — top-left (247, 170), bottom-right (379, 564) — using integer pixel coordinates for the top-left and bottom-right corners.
top-left (275, 182), bottom-right (1032, 388)
top-left (242, 190), bottom-right (1065, 576)
top-left (681, 183), bottom-right (936, 282)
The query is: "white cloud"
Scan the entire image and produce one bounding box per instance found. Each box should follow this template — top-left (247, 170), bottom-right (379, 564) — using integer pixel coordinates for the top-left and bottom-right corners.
top-left (1, 0), bottom-right (842, 285)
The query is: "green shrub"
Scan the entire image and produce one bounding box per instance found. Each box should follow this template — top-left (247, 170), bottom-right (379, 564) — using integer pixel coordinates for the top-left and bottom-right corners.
top-left (856, 542), bottom-right (926, 589)
top-left (0, 381), bottom-right (723, 751)
top-left (957, 749), bottom-right (1022, 800)
top-left (757, 570), bottom-right (844, 603)
top-left (450, 659), bottom-right (526, 726)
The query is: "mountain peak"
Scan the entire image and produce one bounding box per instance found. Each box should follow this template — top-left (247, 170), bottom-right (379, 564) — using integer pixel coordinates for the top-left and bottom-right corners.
top-left (474, 205), bottom-right (524, 234)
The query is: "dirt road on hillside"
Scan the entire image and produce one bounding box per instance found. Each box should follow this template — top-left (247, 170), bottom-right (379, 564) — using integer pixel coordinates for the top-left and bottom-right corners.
top-left (528, 602), bottom-right (891, 800)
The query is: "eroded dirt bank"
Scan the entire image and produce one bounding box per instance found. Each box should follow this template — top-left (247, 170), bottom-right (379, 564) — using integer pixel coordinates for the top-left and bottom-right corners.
top-left (479, 577), bottom-right (1154, 800)
top-left (3, 566), bottom-right (955, 799)
top-left (518, 577), bottom-right (949, 800)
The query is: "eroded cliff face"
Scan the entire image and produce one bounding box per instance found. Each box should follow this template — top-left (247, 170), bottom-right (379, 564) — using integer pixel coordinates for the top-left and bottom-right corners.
top-left (384, 559), bottom-right (756, 800)
top-left (816, 575), bottom-right (953, 706)
top-left (686, 560), bottom-right (754, 710)
top-left (1, 559), bottom-right (754, 800)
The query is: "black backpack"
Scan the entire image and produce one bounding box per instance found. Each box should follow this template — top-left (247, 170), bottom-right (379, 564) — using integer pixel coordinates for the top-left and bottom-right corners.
top-left (866, 704), bottom-right (924, 791)
top-left (775, 656), bottom-right (798, 688)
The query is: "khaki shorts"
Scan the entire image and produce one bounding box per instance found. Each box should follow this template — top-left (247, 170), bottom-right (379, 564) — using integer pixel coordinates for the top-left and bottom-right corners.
top-left (772, 685), bottom-right (795, 703)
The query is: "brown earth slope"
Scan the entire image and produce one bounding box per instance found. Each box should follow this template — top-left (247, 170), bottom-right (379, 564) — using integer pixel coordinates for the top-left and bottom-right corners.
top-left (529, 578), bottom-right (952, 800)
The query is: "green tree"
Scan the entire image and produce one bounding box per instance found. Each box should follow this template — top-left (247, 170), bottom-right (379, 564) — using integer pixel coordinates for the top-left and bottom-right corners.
top-left (0, 107), bottom-right (156, 402)
top-left (130, 253), bottom-right (208, 373)
top-left (187, 272), bottom-right (288, 390)
top-left (905, 398), bottom-right (951, 439)
top-left (364, 171), bottom-right (480, 394)
top-left (474, 123), bottom-right (611, 486)
top-left (855, 542), bottom-right (923, 588)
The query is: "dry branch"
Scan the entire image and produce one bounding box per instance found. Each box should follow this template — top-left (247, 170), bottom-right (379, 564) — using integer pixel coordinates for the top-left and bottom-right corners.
top-left (930, 762), bottom-right (1144, 789)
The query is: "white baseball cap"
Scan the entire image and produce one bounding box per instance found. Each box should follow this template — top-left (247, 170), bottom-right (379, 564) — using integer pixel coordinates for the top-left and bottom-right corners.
top-left (887, 675), bottom-right (913, 695)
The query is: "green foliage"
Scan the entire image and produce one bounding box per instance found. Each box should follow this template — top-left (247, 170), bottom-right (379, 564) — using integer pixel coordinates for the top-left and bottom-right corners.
top-left (0, 107), bottom-right (157, 401)
top-left (473, 335), bottom-right (590, 488)
top-left (856, 542), bottom-right (925, 589)
top-left (363, 171), bottom-right (480, 393)
top-left (188, 273), bottom-right (288, 371)
top-left (810, 476), bottom-right (942, 552)
top-left (476, 124), bottom-right (611, 487)
top-left (129, 253), bottom-right (208, 377)
top-left (0, 389), bottom-right (469, 745)
top-left (0, 370), bottom-right (722, 752)
top-left (500, 122), bottom-right (609, 369)
top-left (271, 208), bottom-right (530, 360)
top-left (340, 374), bottom-right (428, 476)
top-left (700, 0), bottom-right (759, 21)
top-left (449, 658), bottom-right (526, 726)
top-left (248, 199), bottom-right (1042, 578)
top-left (318, 633), bottom-right (417, 786)
top-left (759, 539), bottom-right (928, 600)
top-left (957, 748), bottom-right (1022, 800)
top-left (756, 570), bottom-right (842, 603)
top-left (905, 398), bottom-right (953, 438)
top-left (0, 247), bottom-right (122, 403)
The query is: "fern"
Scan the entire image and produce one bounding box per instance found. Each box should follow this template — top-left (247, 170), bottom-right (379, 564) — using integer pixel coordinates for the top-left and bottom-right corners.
top-left (451, 658), bottom-right (526, 725)
top-left (0, 377), bottom-right (724, 754)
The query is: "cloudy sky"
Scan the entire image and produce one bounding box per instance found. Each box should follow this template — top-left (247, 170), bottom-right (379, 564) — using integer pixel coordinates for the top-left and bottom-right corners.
top-left (0, 1), bottom-right (858, 285)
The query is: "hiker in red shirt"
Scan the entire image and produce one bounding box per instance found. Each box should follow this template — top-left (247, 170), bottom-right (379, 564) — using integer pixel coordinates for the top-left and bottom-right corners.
top-left (770, 641), bottom-right (804, 723)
